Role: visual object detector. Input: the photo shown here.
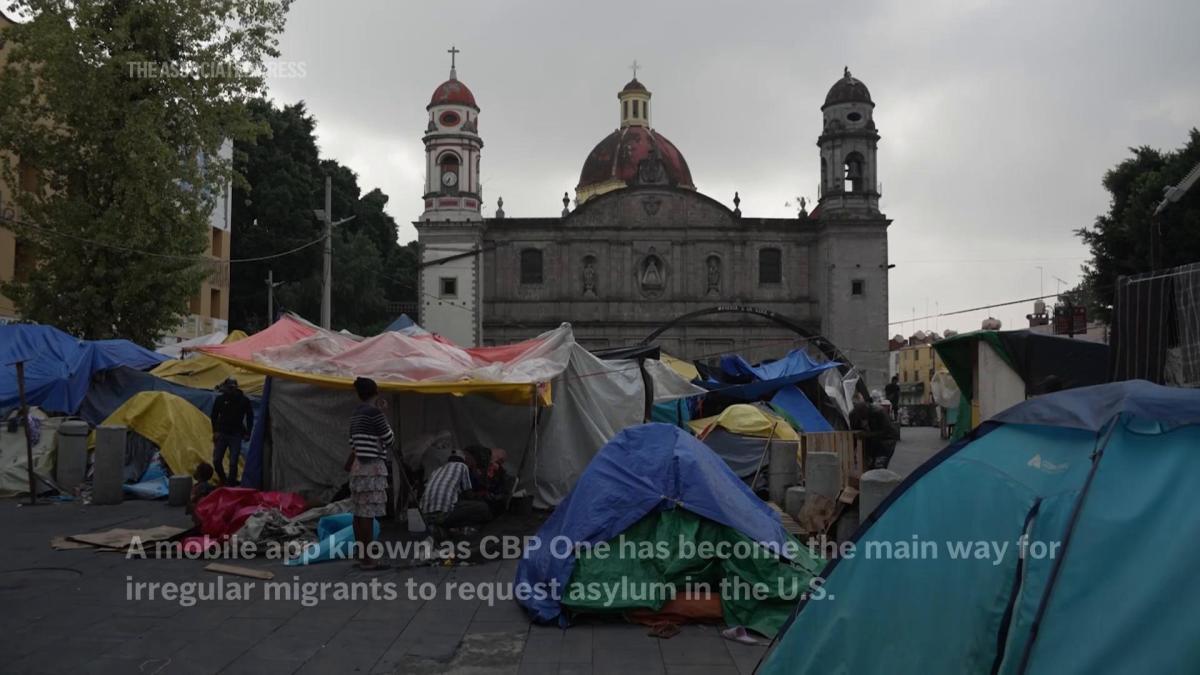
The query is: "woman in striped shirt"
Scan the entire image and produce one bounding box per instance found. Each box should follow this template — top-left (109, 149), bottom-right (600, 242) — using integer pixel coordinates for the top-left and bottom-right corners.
top-left (344, 377), bottom-right (394, 570)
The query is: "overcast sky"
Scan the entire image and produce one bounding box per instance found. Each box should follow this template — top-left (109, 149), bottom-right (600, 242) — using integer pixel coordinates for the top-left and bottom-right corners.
top-left (265, 0), bottom-right (1200, 336)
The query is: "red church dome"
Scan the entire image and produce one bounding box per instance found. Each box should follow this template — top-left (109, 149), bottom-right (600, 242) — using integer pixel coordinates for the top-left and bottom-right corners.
top-left (576, 126), bottom-right (694, 193)
top-left (428, 77), bottom-right (478, 110)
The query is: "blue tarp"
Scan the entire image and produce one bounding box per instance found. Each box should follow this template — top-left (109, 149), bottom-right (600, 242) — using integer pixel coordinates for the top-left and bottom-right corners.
top-left (760, 380), bottom-right (1200, 675)
top-left (384, 314), bottom-right (416, 332)
top-left (515, 423), bottom-right (794, 626)
top-left (284, 512), bottom-right (371, 566)
top-left (706, 350), bottom-right (840, 400)
top-left (78, 366), bottom-right (228, 426)
top-left (770, 386), bottom-right (832, 432)
top-left (0, 324), bottom-right (166, 416)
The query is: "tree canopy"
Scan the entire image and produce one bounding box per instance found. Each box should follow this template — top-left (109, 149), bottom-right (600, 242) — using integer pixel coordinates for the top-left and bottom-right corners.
top-left (1076, 129), bottom-right (1200, 320)
top-left (229, 99), bottom-right (416, 335)
top-left (0, 0), bottom-right (291, 344)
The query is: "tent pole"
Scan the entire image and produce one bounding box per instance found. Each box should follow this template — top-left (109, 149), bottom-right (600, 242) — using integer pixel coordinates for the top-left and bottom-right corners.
top-left (507, 385), bottom-right (539, 510)
top-left (16, 361), bottom-right (35, 506)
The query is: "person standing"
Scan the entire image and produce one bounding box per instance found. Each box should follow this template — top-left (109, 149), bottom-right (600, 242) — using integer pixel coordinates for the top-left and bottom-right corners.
top-left (210, 377), bottom-right (254, 486)
top-left (849, 400), bottom-right (901, 470)
top-left (344, 377), bottom-right (394, 570)
top-left (885, 375), bottom-right (901, 422)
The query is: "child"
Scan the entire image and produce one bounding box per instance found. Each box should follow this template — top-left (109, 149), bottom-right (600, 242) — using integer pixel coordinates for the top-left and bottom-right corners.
top-left (188, 462), bottom-right (216, 518)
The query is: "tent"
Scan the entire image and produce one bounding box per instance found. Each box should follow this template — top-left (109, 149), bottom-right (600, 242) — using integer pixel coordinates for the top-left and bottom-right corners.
top-left (689, 403), bottom-right (799, 478)
top-left (759, 380), bottom-right (1200, 674)
top-left (155, 330), bottom-right (231, 359)
top-left (201, 316), bottom-right (703, 506)
top-left (0, 410), bottom-right (62, 497)
top-left (0, 324), bottom-right (166, 416)
top-left (78, 365), bottom-right (261, 427)
top-left (934, 329), bottom-right (1110, 438)
top-left (151, 329), bottom-right (265, 395)
top-left (92, 391), bottom-right (214, 478)
top-left (702, 349), bottom-right (842, 401)
top-left (516, 423), bottom-right (822, 637)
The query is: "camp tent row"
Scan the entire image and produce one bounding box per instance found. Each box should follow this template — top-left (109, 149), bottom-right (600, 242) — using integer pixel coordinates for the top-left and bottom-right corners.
top-left (197, 314), bottom-right (704, 507)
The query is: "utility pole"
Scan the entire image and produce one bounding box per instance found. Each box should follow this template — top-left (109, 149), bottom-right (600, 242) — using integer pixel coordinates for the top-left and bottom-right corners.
top-left (266, 270), bottom-right (284, 323)
top-left (313, 176), bottom-right (355, 331)
top-left (321, 176), bottom-right (332, 329)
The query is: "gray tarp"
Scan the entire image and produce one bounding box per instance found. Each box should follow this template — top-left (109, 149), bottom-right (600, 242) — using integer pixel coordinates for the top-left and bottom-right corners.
top-left (266, 345), bottom-right (703, 507)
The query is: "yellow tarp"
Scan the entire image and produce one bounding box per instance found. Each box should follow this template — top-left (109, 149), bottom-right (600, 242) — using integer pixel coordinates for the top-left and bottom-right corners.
top-left (660, 353), bottom-right (700, 382)
top-left (151, 330), bottom-right (266, 395)
top-left (689, 404), bottom-right (800, 441)
top-left (92, 391), bottom-right (214, 476)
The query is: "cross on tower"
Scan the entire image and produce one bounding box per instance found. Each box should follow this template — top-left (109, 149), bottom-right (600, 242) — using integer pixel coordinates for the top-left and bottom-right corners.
top-left (448, 45), bottom-right (460, 70)
top-left (629, 59), bottom-right (640, 80)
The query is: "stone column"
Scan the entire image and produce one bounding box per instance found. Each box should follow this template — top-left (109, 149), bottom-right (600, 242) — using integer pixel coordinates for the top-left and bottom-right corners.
top-left (860, 468), bottom-right (903, 519)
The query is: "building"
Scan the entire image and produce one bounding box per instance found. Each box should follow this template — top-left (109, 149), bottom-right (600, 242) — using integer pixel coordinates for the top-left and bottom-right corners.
top-left (894, 340), bottom-right (945, 405)
top-left (415, 57), bottom-right (891, 386)
top-left (0, 10), bottom-right (231, 337)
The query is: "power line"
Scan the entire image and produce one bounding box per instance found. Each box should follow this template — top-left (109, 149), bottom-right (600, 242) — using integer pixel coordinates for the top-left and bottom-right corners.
top-left (1, 214), bottom-right (329, 264)
top-left (889, 293), bottom-right (1062, 326)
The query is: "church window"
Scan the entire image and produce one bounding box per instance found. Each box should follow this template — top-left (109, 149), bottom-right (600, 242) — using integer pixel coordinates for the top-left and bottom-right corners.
top-left (844, 152), bottom-right (864, 193)
top-left (520, 248), bottom-right (543, 285)
top-left (632, 100), bottom-right (640, 118)
top-left (440, 277), bottom-right (458, 298)
top-left (644, 101), bottom-right (649, 119)
top-left (623, 101), bottom-right (629, 119)
top-left (758, 248), bottom-right (782, 285)
top-left (852, 279), bottom-right (865, 296)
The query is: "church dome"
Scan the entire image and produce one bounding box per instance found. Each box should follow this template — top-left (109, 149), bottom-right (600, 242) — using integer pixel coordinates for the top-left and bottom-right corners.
top-left (428, 77), bottom-right (478, 110)
top-left (576, 126), bottom-right (694, 199)
top-left (823, 68), bottom-right (872, 108)
top-left (621, 78), bottom-right (648, 93)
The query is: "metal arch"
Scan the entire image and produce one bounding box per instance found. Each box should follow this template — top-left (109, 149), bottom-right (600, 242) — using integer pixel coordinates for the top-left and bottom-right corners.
top-left (641, 304), bottom-right (869, 397)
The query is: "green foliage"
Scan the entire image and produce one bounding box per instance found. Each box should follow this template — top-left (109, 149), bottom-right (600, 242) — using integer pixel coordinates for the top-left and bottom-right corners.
top-left (0, 0), bottom-right (292, 345)
top-left (1076, 129), bottom-right (1200, 320)
top-left (229, 99), bottom-right (414, 335)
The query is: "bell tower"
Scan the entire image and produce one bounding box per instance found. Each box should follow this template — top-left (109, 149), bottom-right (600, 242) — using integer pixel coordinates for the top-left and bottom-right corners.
top-left (414, 47), bottom-right (485, 346)
top-left (817, 67), bottom-right (880, 216)
top-left (421, 45), bottom-right (484, 221)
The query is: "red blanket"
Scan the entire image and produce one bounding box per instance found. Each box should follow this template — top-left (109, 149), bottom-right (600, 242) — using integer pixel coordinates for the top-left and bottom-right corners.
top-left (194, 487), bottom-right (306, 537)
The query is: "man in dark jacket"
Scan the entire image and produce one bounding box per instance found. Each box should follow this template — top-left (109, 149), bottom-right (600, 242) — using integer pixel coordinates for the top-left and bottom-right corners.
top-left (211, 378), bottom-right (254, 485)
top-left (850, 400), bottom-right (901, 470)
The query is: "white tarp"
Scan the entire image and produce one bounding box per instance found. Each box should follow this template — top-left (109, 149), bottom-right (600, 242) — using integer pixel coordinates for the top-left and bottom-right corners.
top-left (156, 331), bottom-right (228, 359)
top-left (266, 342), bottom-right (704, 507)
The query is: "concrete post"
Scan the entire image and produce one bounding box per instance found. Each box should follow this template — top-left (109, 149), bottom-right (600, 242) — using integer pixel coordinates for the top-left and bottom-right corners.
top-left (806, 451), bottom-right (841, 500)
top-left (92, 425), bottom-right (126, 505)
top-left (56, 419), bottom-right (90, 492)
top-left (767, 440), bottom-right (799, 504)
top-left (785, 486), bottom-right (806, 520)
top-left (860, 468), bottom-right (903, 520)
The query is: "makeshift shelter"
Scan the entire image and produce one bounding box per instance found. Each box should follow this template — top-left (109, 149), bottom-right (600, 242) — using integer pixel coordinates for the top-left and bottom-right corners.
top-left (93, 391), bottom-right (214, 478)
top-left (934, 329), bottom-right (1110, 438)
top-left (151, 329), bottom-right (265, 396)
top-left (516, 424), bottom-right (822, 637)
top-left (0, 410), bottom-right (61, 497)
top-left (78, 365), bottom-right (261, 428)
top-left (760, 380), bottom-right (1200, 674)
top-left (155, 330), bottom-right (231, 359)
top-left (198, 317), bottom-right (703, 506)
top-left (689, 403), bottom-right (799, 478)
top-left (0, 324), bottom-right (166, 416)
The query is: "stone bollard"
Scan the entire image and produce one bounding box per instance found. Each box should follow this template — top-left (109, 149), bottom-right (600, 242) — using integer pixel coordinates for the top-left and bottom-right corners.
top-left (92, 425), bottom-right (126, 505)
top-left (860, 468), bottom-right (903, 520)
top-left (168, 475), bottom-right (193, 507)
top-left (806, 451), bottom-right (841, 500)
top-left (56, 419), bottom-right (90, 492)
top-left (785, 486), bottom-right (806, 520)
top-left (767, 440), bottom-right (799, 504)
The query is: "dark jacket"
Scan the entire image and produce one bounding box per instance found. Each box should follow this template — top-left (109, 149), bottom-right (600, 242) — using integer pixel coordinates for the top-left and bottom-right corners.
top-left (211, 388), bottom-right (254, 436)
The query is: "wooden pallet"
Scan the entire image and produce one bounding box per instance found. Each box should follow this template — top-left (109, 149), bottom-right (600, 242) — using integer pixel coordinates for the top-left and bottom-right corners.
top-left (798, 431), bottom-right (867, 489)
top-left (768, 501), bottom-right (807, 537)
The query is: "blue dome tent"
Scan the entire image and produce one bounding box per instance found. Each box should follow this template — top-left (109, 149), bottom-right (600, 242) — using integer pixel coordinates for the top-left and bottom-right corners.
top-left (759, 380), bottom-right (1200, 674)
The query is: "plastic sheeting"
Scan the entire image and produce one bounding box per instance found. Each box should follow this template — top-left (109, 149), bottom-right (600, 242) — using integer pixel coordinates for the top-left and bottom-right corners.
top-left (265, 344), bottom-right (704, 507)
top-left (193, 487), bottom-right (306, 537)
top-left (690, 404), bottom-right (800, 441)
top-left (94, 391), bottom-right (214, 477)
top-left (155, 330), bottom-right (230, 359)
top-left (516, 424), bottom-right (799, 628)
top-left (151, 330), bottom-right (265, 395)
top-left (706, 350), bottom-right (842, 401)
top-left (0, 324), bottom-right (166, 415)
top-left (770, 386), bottom-right (833, 432)
top-left (0, 411), bottom-right (61, 497)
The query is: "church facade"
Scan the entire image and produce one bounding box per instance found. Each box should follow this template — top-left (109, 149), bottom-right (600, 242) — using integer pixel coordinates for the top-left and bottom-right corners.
top-left (414, 58), bottom-right (891, 387)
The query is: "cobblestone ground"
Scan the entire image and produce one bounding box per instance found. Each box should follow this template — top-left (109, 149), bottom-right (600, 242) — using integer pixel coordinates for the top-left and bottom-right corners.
top-left (0, 428), bottom-right (946, 674)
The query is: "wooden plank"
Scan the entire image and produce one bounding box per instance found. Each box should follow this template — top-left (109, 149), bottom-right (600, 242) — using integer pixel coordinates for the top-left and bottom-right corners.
top-left (204, 563), bottom-right (275, 580)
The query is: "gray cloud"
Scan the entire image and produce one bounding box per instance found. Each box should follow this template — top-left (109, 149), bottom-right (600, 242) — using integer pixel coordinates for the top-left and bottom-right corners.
top-left (266, 0), bottom-right (1200, 334)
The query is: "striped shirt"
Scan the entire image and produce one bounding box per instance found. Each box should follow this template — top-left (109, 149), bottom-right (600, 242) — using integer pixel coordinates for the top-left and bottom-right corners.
top-left (420, 461), bottom-right (473, 514)
top-left (349, 403), bottom-right (394, 461)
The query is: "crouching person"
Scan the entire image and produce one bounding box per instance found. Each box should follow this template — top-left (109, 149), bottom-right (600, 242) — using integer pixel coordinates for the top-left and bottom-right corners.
top-left (420, 451), bottom-right (492, 538)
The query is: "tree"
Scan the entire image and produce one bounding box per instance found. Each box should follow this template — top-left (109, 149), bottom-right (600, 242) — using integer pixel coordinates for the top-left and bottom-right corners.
top-left (229, 100), bottom-right (415, 334)
top-left (0, 0), bottom-right (292, 344)
top-left (1076, 129), bottom-right (1200, 321)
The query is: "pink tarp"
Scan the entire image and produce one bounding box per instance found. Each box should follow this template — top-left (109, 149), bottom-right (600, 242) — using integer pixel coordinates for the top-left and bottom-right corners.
top-left (198, 315), bottom-right (322, 363)
top-left (194, 487), bottom-right (307, 537)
